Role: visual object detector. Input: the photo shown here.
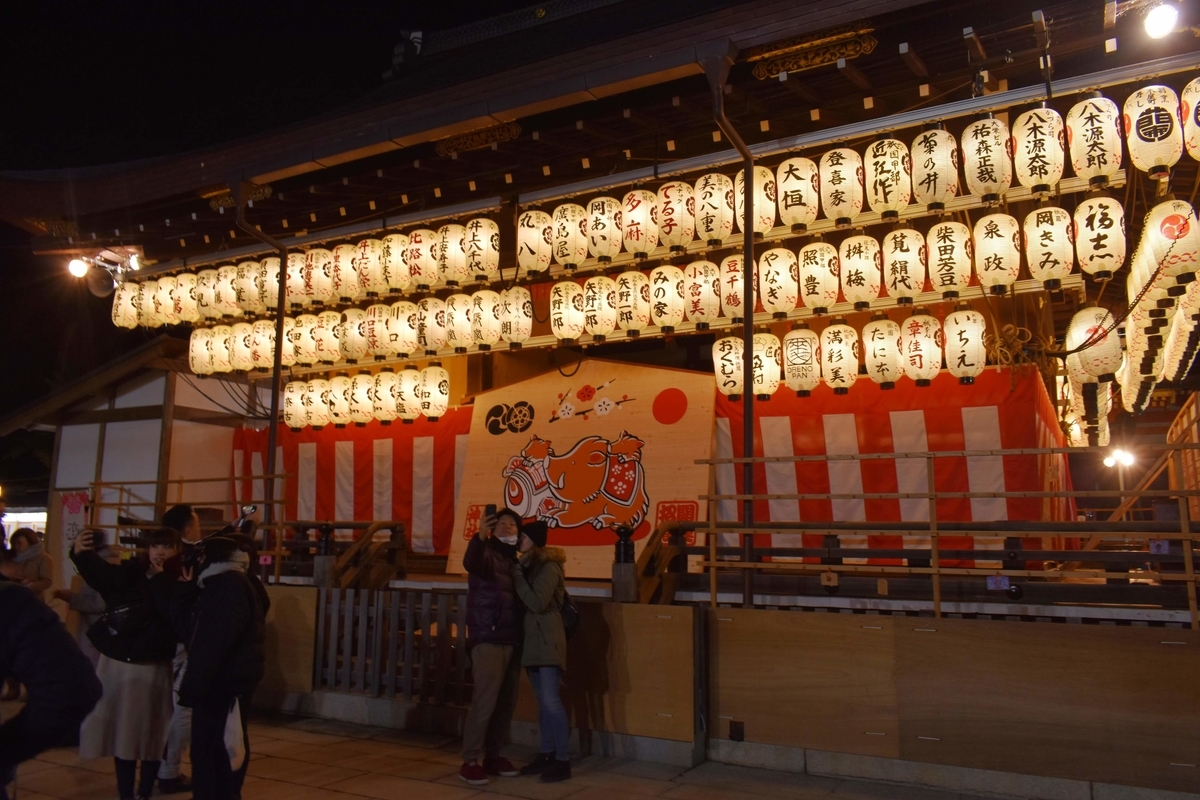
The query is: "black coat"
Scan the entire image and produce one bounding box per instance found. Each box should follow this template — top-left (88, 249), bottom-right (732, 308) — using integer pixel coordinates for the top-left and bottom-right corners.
top-left (174, 569), bottom-right (265, 710)
top-left (463, 534), bottom-right (520, 647)
top-left (69, 549), bottom-right (178, 663)
top-left (0, 580), bottom-right (102, 773)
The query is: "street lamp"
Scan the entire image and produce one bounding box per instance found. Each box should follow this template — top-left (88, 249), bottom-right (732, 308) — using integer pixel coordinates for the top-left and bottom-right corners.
top-left (1144, 2), bottom-right (1179, 38)
top-left (1103, 449), bottom-right (1135, 520)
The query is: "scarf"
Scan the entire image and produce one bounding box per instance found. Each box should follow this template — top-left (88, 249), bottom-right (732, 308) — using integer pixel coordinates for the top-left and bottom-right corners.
top-left (14, 542), bottom-right (43, 564)
top-left (198, 550), bottom-right (250, 587)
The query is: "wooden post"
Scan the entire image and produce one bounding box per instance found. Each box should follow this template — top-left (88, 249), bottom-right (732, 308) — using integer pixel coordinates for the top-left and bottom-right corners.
top-left (927, 455), bottom-right (942, 619)
top-left (708, 461), bottom-right (718, 608)
top-left (1174, 449), bottom-right (1200, 630)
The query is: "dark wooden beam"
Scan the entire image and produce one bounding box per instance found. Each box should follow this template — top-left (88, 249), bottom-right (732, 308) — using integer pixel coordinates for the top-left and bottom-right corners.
top-left (836, 57), bottom-right (872, 91)
top-left (62, 405), bottom-right (163, 426)
top-left (899, 42), bottom-right (929, 78)
top-left (964, 27), bottom-right (988, 62)
top-left (173, 406), bottom-right (253, 427)
top-left (776, 71), bottom-right (819, 104)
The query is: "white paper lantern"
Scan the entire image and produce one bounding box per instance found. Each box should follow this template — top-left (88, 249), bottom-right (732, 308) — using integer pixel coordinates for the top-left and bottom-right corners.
top-left (357, 238), bottom-right (387, 297)
top-left (175, 273), bottom-right (200, 323)
top-left (349, 372), bottom-right (374, 426)
top-left (155, 276), bottom-right (180, 326)
top-left (313, 310), bottom-right (341, 364)
top-left (776, 157), bottom-right (820, 232)
top-left (549, 205), bottom-right (586, 271)
top-left (864, 139), bottom-right (912, 220)
top-left (1145, 199), bottom-right (1200, 286)
top-left (821, 321), bottom-right (859, 394)
top-left (586, 197), bottom-right (623, 263)
top-left (188, 328), bottom-right (213, 375)
top-left (406, 229), bottom-right (440, 289)
top-left (712, 336), bottom-right (744, 398)
top-left (215, 266), bottom-right (241, 317)
top-left (720, 255), bottom-right (756, 323)
top-left (250, 319), bottom-right (275, 372)
top-left (301, 248), bottom-right (333, 307)
top-left (943, 305), bottom-right (987, 384)
top-left (292, 314), bottom-right (319, 366)
top-left (782, 325), bottom-right (821, 395)
top-left (927, 220), bottom-right (973, 298)
top-left (961, 116), bottom-right (1012, 205)
top-left (279, 317), bottom-right (296, 367)
top-left (1162, 305), bottom-right (1200, 382)
top-left (735, 166), bottom-right (777, 237)
top-left (209, 325), bottom-right (233, 373)
top-left (364, 304), bottom-right (393, 360)
top-left (373, 368), bottom-right (399, 424)
top-left (280, 253), bottom-right (304, 310)
top-left (839, 235), bottom-right (882, 311)
top-left (340, 308), bottom-right (369, 363)
top-left (657, 181), bottom-right (695, 252)
top-left (582, 275), bottom-right (619, 341)
top-left (1012, 107), bottom-right (1066, 196)
top-left (1124, 85), bottom-right (1183, 180)
top-left (901, 311), bottom-right (943, 385)
top-left (757, 248), bottom-right (799, 319)
top-left (683, 260), bottom-right (721, 329)
top-left (306, 379), bottom-right (332, 429)
top-left (1074, 197), bottom-right (1126, 280)
top-left (196, 269), bottom-right (219, 320)
top-left (437, 224), bottom-right (469, 287)
top-left (229, 322), bottom-right (255, 372)
top-left (284, 381), bottom-right (308, 430)
top-left (388, 301), bottom-right (419, 357)
top-left (501, 286), bottom-right (533, 348)
top-left (649, 265), bottom-right (686, 332)
top-left (911, 127), bottom-right (959, 211)
top-left (1024, 206), bottom-right (1075, 289)
top-left (1067, 306), bottom-right (1121, 381)
top-left (465, 217), bottom-right (501, 282)
top-left (444, 293), bottom-right (474, 353)
top-left (1065, 96), bottom-right (1123, 190)
top-left (381, 233), bottom-right (410, 293)
top-left (616, 270), bottom-right (652, 336)
top-left (234, 262), bottom-right (265, 315)
top-left (549, 281), bottom-right (586, 344)
top-left (328, 374), bottom-right (353, 427)
top-left (798, 241), bottom-right (840, 314)
top-left (973, 213), bottom-right (1022, 295)
top-left (622, 189), bottom-right (659, 258)
top-left (881, 228), bottom-right (927, 305)
top-left (517, 210), bottom-right (554, 275)
top-left (471, 290), bottom-right (503, 351)
top-left (139, 280), bottom-right (162, 327)
top-left (396, 366), bottom-right (422, 422)
top-left (752, 333), bottom-right (782, 398)
top-left (420, 363), bottom-right (451, 420)
top-left (693, 173), bottom-right (735, 245)
top-left (112, 282), bottom-right (140, 329)
top-left (259, 258), bottom-right (280, 311)
top-left (331, 244), bottom-right (359, 302)
top-left (416, 297), bottom-right (447, 354)
top-left (1182, 77), bottom-right (1200, 161)
top-left (819, 148), bottom-right (864, 227)
top-left (862, 315), bottom-right (903, 388)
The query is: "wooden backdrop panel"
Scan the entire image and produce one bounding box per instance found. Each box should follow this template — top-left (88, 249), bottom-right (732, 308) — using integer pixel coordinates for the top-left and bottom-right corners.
top-left (262, 585), bottom-right (318, 694)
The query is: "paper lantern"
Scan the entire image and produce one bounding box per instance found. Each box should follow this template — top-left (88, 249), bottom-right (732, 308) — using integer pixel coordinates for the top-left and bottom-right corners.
top-left (416, 297), bottom-right (447, 354)
top-left (284, 381), bottom-right (308, 430)
top-left (215, 266), bottom-right (241, 317)
top-left (292, 314), bottom-right (319, 366)
top-left (501, 286), bottom-right (533, 348)
top-left (797, 241), bottom-right (840, 314)
top-left (735, 165), bottom-right (777, 237)
top-left (693, 173), bottom-right (735, 245)
top-left (1012, 107), bottom-right (1065, 196)
top-left (961, 116), bottom-right (1012, 205)
top-left (259, 258), bottom-right (280, 311)
top-left (776, 157), bottom-right (819, 232)
top-left (758, 248), bottom-right (799, 319)
top-left (864, 138), bottom-right (912, 220)
top-left (1162, 305), bottom-right (1200, 382)
top-left (229, 322), bottom-right (255, 372)
top-left (388, 301), bottom-right (419, 357)
top-left (406, 229), bottom-right (440, 289)
top-left (622, 189), bottom-right (659, 258)
top-left (444, 293), bottom-right (474, 353)
top-left (155, 276), bottom-right (179, 326)
top-left (188, 328), bottom-right (213, 375)
top-left (112, 282), bottom-right (140, 329)
top-left (339, 308), bottom-right (369, 363)
top-left (349, 372), bottom-right (375, 426)
top-left (615, 270), bottom-right (652, 336)
top-left (583, 275), bottom-right (619, 341)
top-left (380, 233), bottom-right (410, 293)
top-left (927, 221), bottom-right (973, 298)
top-left (683, 260), bottom-right (721, 330)
top-left (306, 379), bottom-right (332, 429)
top-left (821, 321), bottom-right (859, 394)
top-left (465, 218), bottom-right (501, 282)
top-left (364, 304), bottom-right (393, 360)
top-left (1074, 197), bottom-right (1126, 280)
top-left (839, 235), bottom-right (882, 311)
top-left (549, 281), bottom-right (586, 344)
top-left (752, 333), bottom-right (782, 398)
top-left (280, 253), bottom-right (304, 310)
top-left (943, 304), bottom-right (987, 384)
top-left (328, 374), bottom-right (353, 427)
top-left (301, 248), bottom-right (333, 307)
top-left (712, 336), bottom-right (744, 398)
top-left (234, 262), bottom-right (264, 315)
top-left (313, 310), bottom-right (342, 364)
top-left (420, 363), bottom-right (451, 420)
top-left (911, 127), bottom-right (959, 212)
top-left (586, 197), bottom-right (623, 262)
top-left (330, 244), bottom-right (359, 302)
top-left (279, 317), bottom-right (296, 367)
top-left (901, 311), bottom-right (942, 385)
top-left (1067, 306), bottom-right (1121, 381)
top-left (1065, 94), bottom-right (1122, 188)
top-left (881, 228), bottom-right (926, 305)
top-left (657, 181), bottom-right (695, 252)
top-left (1124, 85), bottom-right (1183, 179)
top-left (357, 238), bottom-right (387, 297)
top-left (973, 213), bottom-right (1022, 295)
top-left (139, 280), bottom-right (162, 327)
top-left (549, 205), bottom-right (586, 271)
top-left (250, 319), bottom-right (275, 372)
top-left (196, 269), bottom-right (219, 320)
top-left (782, 325), bottom-right (821, 395)
top-left (1183, 77), bottom-right (1200, 161)
top-left (1024, 207), bottom-right (1075, 290)
top-left (472, 289), bottom-right (503, 350)
top-left (436, 224), bottom-right (469, 287)
top-left (716, 255), bottom-right (752, 323)
top-left (518, 210), bottom-right (554, 275)
top-left (209, 325), bottom-right (233, 373)
top-left (819, 148), bottom-right (864, 227)
top-left (396, 366), bottom-right (422, 422)
top-left (373, 368), bottom-right (399, 424)
top-left (649, 265), bottom-right (686, 332)
top-left (862, 315), bottom-right (903, 388)
top-left (175, 273), bottom-right (200, 323)
top-left (1145, 199), bottom-right (1200, 286)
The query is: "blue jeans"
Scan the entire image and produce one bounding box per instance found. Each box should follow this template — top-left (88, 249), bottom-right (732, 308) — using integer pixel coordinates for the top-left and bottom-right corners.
top-left (526, 666), bottom-right (569, 760)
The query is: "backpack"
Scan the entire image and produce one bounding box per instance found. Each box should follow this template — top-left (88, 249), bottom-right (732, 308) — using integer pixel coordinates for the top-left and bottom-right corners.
top-left (560, 589), bottom-right (580, 639)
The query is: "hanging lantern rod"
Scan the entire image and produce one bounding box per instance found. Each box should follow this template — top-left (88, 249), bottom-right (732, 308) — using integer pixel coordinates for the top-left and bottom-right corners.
top-left (518, 49), bottom-right (1200, 207)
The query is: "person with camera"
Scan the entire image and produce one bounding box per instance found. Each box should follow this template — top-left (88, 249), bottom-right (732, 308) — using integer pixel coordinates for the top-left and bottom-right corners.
top-left (70, 527), bottom-right (180, 800)
top-left (458, 506), bottom-right (524, 786)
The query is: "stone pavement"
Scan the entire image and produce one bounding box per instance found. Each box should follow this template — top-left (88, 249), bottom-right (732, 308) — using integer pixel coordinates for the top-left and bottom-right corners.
top-left (11, 713), bottom-right (986, 800)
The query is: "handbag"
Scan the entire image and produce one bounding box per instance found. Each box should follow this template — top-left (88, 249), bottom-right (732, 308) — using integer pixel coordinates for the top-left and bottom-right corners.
top-left (100, 601), bottom-right (150, 637)
top-left (560, 590), bottom-right (580, 639)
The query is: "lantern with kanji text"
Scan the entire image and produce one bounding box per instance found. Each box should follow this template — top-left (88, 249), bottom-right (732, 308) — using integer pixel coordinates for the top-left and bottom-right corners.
top-left (550, 204), bottom-right (588, 271)
top-left (549, 280), bottom-right (586, 344)
top-left (911, 126), bottom-right (959, 212)
top-left (712, 336), bottom-right (744, 399)
top-left (1065, 94), bottom-right (1122, 188)
top-left (973, 213), bottom-right (1021, 295)
top-left (863, 313), bottom-right (903, 389)
top-left (518, 210), bottom-right (554, 275)
top-left (775, 157), bottom-right (819, 232)
top-left (586, 197), bottom-right (623, 263)
top-left (420, 363), bottom-right (451, 421)
top-left (683, 260), bottom-right (721, 330)
top-left (821, 320), bottom-right (859, 394)
top-left (649, 265), bottom-right (686, 332)
top-left (416, 297), bottom-right (447, 354)
top-left (1124, 85), bottom-right (1183, 180)
top-left (783, 324), bottom-right (821, 395)
top-left (819, 148), bottom-right (864, 227)
top-left (864, 138), bottom-right (912, 220)
top-left (900, 310), bottom-right (942, 385)
top-left (465, 217), bottom-right (501, 282)
top-left (1024, 206), bottom-right (1075, 290)
top-left (881, 228), bottom-right (926, 304)
top-left (797, 240), bottom-right (840, 314)
top-left (1012, 107), bottom-right (1065, 197)
top-left (927, 220), bottom-right (973, 298)
top-left (758, 248), bottom-right (799, 318)
top-left (615, 270), bottom-right (652, 337)
top-left (693, 173), bottom-right (735, 246)
top-left (1074, 197), bottom-right (1125, 280)
top-left (583, 275), bottom-right (619, 341)
top-left (657, 181), bottom-right (695, 252)
top-left (943, 303), bottom-right (986, 384)
top-left (622, 189), bottom-right (659, 258)
top-left (839, 234), bottom-right (882, 311)
top-left (735, 166), bottom-right (777, 238)
top-left (752, 333), bottom-right (782, 399)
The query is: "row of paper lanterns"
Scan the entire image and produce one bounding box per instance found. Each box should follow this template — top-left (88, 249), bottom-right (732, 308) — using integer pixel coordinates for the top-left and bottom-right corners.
top-left (712, 306), bottom-right (988, 399)
top-left (281, 365), bottom-right (450, 429)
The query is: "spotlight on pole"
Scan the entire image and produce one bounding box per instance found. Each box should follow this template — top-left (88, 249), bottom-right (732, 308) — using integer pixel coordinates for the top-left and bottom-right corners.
top-left (1145, 2), bottom-right (1179, 38)
top-left (68, 258), bottom-right (89, 277)
top-left (1104, 448), bottom-right (1135, 468)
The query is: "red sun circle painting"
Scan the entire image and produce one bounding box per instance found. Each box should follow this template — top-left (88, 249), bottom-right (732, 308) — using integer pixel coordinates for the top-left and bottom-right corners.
top-left (653, 387), bottom-right (688, 425)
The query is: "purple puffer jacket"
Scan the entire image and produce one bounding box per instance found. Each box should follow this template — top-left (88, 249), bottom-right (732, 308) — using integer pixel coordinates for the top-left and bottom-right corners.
top-left (463, 534), bottom-right (520, 647)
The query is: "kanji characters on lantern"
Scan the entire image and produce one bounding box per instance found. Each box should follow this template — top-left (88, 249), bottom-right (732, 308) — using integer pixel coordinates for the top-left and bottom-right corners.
top-left (973, 213), bottom-right (1021, 295)
top-left (373, 368), bottom-right (399, 424)
top-left (215, 266), bottom-right (241, 317)
top-left (396, 366), bottom-right (423, 422)
top-left (305, 248), bottom-right (335, 306)
top-left (250, 319), bottom-right (275, 372)
top-left (501, 286), bottom-right (533, 348)
top-left (1143, 199), bottom-right (1200, 286)
top-left (839, 235), bottom-right (882, 311)
top-left (188, 328), bottom-right (213, 375)
top-left (350, 371), bottom-right (375, 425)
top-left (1024, 206), bottom-right (1075, 290)
top-left (1066, 305), bottom-right (1122, 381)
top-left (1182, 77), bottom-right (1200, 161)
top-left (381, 233), bottom-right (410, 293)
top-left (615, 270), bottom-right (652, 337)
top-left (783, 324), bottom-right (821, 395)
top-left (586, 197), bottom-right (623, 263)
top-left (821, 320), bottom-right (859, 394)
top-left (416, 297), bottom-right (447, 354)
top-left (407, 229), bottom-right (440, 290)
top-left (797, 241), bottom-right (840, 314)
top-left (862, 314), bottom-right (903, 388)
top-left (881, 228), bottom-right (926, 305)
top-left (961, 115), bottom-right (1012, 205)
top-left (339, 308), bottom-right (370, 363)
top-left (649, 265), bottom-right (686, 332)
top-left (364, 304), bottom-right (393, 360)
top-left (657, 182), bottom-right (695, 252)
top-left (901, 310), bottom-right (942, 385)
top-left (864, 138), bottom-right (912, 220)
top-left (622, 189), bottom-right (659, 258)
top-left (175, 273), bottom-right (200, 322)
top-left (283, 381), bottom-right (308, 430)
top-left (911, 126), bottom-right (959, 212)
top-left (551, 204), bottom-right (588, 270)
top-left (712, 336), bottom-right (744, 398)
top-left (694, 173), bottom-right (735, 245)
top-left (328, 373), bottom-right (353, 427)
top-left (1012, 107), bottom-right (1065, 197)
top-left (314, 310), bottom-right (343, 363)
top-left (549, 280), bottom-right (586, 344)
top-left (752, 333), bottom-right (782, 398)
top-left (196, 269), bottom-right (219, 320)
top-left (234, 262), bottom-right (265, 315)
top-left (735, 166), bottom-right (777, 237)
top-left (757, 248), bottom-right (799, 318)
top-left (518, 210), bottom-right (554, 275)
top-left (1124, 85), bottom-right (1183, 180)
top-left (1065, 94), bottom-right (1123, 188)
top-left (112, 282), bottom-right (139, 329)
top-left (943, 304), bottom-right (986, 384)
top-left (583, 275), bottom-right (619, 341)
top-left (444, 293), bottom-right (474, 353)
top-left (155, 276), bottom-right (180, 326)
top-left (776, 157), bottom-right (819, 232)
top-left (357, 238), bottom-right (387, 296)
top-left (420, 363), bottom-right (451, 420)
top-left (683, 260), bottom-right (721, 330)
top-left (436, 224), bottom-right (469, 287)
top-left (819, 148), bottom-right (864, 227)
top-left (305, 379), bottom-right (332, 429)
top-left (927, 220), bottom-right (973, 298)
top-left (465, 217), bottom-right (501, 282)
top-left (292, 314), bottom-right (319, 366)
top-left (259, 259), bottom-right (280, 311)
top-left (719, 255), bottom-right (756, 323)
top-left (472, 290), bottom-right (503, 351)
top-left (331, 245), bottom-right (359, 303)
top-left (1074, 197), bottom-right (1126, 280)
